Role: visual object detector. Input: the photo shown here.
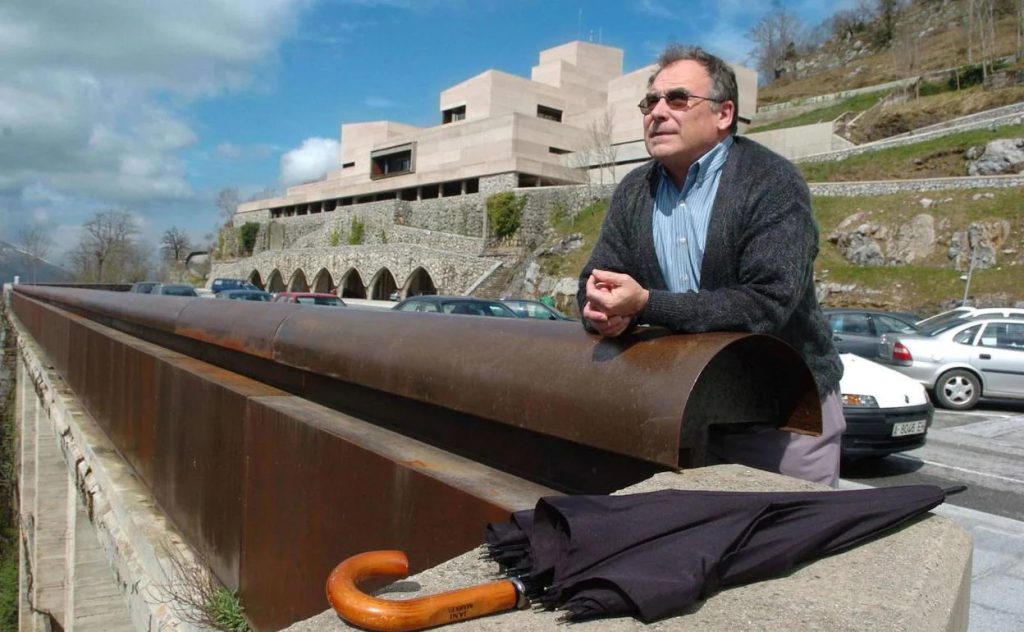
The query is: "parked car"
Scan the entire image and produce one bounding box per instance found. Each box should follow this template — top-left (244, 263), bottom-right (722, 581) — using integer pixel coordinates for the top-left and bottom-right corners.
top-left (877, 317), bottom-right (1024, 410)
top-left (129, 281), bottom-right (160, 294)
top-left (216, 289), bottom-right (273, 302)
top-left (824, 308), bottom-right (919, 359)
top-left (272, 292), bottom-right (346, 307)
top-left (914, 306), bottom-right (1024, 331)
top-left (151, 283), bottom-right (198, 297)
top-left (500, 299), bottom-right (573, 321)
top-left (392, 295), bottom-right (518, 317)
top-left (210, 278), bottom-right (259, 294)
top-left (838, 354), bottom-right (932, 459)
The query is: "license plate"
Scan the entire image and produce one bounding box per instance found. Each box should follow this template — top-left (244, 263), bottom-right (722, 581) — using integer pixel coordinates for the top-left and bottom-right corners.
top-left (892, 420), bottom-right (926, 437)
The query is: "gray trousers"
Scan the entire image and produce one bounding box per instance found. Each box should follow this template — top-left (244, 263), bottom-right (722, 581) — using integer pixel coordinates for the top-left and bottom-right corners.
top-left (708, 389), bottom-right (846, 487)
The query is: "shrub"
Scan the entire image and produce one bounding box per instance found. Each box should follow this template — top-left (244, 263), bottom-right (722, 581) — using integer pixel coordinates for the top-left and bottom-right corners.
top-left (329, 227), bottom-right (341, 247)
top-left (348, 216), bottom-right (365, 245)
top-left (486, 192), bottom-right (526, 239)
top-left (238, 222), bottom-right (260, 255)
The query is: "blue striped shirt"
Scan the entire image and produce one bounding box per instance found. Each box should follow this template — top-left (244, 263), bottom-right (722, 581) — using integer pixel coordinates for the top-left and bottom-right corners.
top-left (652, 136), bottom-right (733, 293)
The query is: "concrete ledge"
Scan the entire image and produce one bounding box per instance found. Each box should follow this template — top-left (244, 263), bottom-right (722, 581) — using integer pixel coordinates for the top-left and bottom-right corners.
top-left (288, 465), bottom-right (972, 632)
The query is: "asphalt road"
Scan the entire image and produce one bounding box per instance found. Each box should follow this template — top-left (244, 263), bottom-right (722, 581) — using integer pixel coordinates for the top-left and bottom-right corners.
top-left (841, 399), bottom-right (1024, 522)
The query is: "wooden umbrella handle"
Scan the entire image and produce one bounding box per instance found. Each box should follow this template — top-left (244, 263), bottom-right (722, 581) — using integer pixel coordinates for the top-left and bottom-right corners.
top-left (326, 550), bottom-right (528, 632)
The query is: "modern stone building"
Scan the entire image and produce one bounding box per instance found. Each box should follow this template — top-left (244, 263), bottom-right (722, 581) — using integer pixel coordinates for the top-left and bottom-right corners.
top-left (218, 41), bottom-right (757, 301)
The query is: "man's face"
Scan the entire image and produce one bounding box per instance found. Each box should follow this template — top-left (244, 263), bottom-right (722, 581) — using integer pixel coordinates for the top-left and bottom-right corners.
top-left (643, 60), bottom-right (733, 176)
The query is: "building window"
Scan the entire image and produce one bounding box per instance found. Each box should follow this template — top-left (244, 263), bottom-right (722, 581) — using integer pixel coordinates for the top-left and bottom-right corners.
top-left (370, 143), bottom-right (415, 179)
top-left (443, 105), bottom-right (466, 124)
top-left (537, 105), bottom-right (562, 122)
top-left (548, 147), bottom-right (571, 155)
top-left (342, 161), bottom-right (355, 168)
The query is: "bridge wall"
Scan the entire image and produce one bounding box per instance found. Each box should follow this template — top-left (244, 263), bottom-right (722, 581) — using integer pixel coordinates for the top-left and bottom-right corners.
top-left (7, 291), bottom-right (551, 630)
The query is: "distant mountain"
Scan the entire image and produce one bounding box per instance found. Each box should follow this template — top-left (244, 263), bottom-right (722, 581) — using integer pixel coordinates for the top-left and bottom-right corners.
top-left (0, 240), bottom-right (74, 285)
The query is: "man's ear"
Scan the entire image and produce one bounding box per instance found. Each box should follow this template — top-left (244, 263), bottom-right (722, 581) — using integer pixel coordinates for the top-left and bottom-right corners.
top-left (716, 100), bottom-right (735, 132)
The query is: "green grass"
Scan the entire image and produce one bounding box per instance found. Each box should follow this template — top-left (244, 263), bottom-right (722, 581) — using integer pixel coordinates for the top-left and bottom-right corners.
top-left (800, 124), bottom-right (1024, 182)
top-left (748, 90), bottom-right (888, 134)
top-left (542, 199), bottom-right (609, 278)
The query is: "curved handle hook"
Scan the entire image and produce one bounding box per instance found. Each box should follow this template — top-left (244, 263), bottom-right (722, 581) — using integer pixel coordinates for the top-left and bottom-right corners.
top-left (326, 550), bottom-right (528, 632)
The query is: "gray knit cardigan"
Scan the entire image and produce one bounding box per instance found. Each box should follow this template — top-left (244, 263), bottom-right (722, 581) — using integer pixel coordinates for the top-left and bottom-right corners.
top-left (576, 136), bottom-right (843, 397)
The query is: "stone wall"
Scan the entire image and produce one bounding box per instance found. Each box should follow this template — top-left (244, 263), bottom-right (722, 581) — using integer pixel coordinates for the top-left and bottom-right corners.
top-left (209, 243), bottom-right (497, 295)
top-left (809, 174), bottom-right (1024, 197)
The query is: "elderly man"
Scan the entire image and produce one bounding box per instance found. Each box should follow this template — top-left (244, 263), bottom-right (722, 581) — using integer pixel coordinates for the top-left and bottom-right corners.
top-left (576, 45), bottom-right (844, 486)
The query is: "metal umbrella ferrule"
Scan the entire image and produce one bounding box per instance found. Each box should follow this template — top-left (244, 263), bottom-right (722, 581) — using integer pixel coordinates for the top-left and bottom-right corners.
top-left (326, 550), bottom-right (527, 632)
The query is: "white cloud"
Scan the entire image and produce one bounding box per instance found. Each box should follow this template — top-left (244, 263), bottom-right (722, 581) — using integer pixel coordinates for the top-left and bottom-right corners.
top-left (0, 0), bottom-right (308, 251)
top-left (280, 137), bottom-right (340, 186)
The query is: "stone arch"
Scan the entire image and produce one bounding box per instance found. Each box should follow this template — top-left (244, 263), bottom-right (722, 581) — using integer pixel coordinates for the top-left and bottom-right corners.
top-left (266, 269), bottom-right (286, 293)
top-left (401, 266), bottom-right (437, 299)
top-left (311, 268), bottom-right (333, 294)
top-left (248, 270), bottom-right (264, 290)
top-left (288, 269), bottom-right (310, 292)
top-left (368, 268), bottom-right (399, 300)
top-left (338, 268), bottom-right (367, 299)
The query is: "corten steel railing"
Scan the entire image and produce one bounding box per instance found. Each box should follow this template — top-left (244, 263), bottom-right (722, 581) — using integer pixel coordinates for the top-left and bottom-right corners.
top-left (11, 285), bottom-right (821, 630)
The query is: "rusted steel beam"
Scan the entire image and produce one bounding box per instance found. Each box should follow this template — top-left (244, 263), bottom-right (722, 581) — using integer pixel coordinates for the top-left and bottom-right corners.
top-left (14, 286), bottom-right (821, 475)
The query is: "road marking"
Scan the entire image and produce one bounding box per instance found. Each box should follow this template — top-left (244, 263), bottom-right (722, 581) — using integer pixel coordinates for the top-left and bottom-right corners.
top-left (891, 453), bottom-right (1024, 487)
top-left (950, 415), bottom-right (1024, 438)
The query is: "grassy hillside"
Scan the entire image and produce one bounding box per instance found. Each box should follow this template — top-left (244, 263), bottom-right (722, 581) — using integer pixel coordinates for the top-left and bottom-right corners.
top-left (540, 186), bottom-right (1023, 318)
top-left (800, 123), bottom-right (1024, 181)
top-left (759, 12), bottom-right (1021, 105)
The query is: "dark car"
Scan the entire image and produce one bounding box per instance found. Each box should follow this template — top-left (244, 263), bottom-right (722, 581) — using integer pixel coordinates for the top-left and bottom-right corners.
top-left (129, 281), bottom-right (160, 294)
top-left (392, 295), bottom-right (518, 317)
top-left (824, 308), bottom-right (919, 359)
top-left (216, 289), bottom-right (273, 302)
top-left (500, 299), bottom-right (573, 321)
top-left (151, 283), bottom-right (198, 297)
top-left (211, 278), bottom-right (259, 294)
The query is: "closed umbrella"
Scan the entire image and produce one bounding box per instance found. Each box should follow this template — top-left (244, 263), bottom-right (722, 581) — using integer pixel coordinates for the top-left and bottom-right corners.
top-left (327, 484), bottom-right (963, 630)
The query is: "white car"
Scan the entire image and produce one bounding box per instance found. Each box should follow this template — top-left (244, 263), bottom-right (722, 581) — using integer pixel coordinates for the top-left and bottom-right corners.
top-left (838, 353), bottom-right (933, 459)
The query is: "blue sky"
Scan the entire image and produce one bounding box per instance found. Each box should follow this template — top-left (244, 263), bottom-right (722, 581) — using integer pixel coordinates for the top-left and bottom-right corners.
top-left (0, 0), bottom-right (854, 263)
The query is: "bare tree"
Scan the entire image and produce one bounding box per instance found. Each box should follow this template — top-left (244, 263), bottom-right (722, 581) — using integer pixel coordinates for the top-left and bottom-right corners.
top-left (588, 110), bottom-right (617, 187)
top-left (747, 10), bottom-right (805, 82)
top-left (68, 210), bottom-right (145, 283)
top-left (891, 13), bottom-right (921, 96)
top-left (160, 227), bottom-right (192, 263)
top-left (16, 227), bottom-right (53, 283)
top-left (1018, 0), bottom-right (1024, 61)
top-left (216, 187), bottom-right (240, 227)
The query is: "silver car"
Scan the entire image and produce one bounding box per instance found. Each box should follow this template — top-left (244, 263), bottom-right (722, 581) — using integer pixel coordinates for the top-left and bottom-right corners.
top-left (877, 318), bottom-right (1024, 410)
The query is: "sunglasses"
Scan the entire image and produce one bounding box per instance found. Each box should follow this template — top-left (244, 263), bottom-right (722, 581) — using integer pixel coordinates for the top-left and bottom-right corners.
top-left (637, 89), bottom-right (723, 115)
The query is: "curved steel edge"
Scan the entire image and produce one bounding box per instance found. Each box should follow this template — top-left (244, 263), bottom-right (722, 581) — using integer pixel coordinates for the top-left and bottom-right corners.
top-left (12, 285), bottom-right (821, 469)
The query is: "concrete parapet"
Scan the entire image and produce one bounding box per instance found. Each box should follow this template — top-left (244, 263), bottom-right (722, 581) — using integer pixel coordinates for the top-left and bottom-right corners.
top-left (287, 465), bottom-right (972, 632)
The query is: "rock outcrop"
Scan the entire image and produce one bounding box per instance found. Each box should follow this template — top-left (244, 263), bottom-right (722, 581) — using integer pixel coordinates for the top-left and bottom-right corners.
top-left (967, 139), bottom-right (1024, 176)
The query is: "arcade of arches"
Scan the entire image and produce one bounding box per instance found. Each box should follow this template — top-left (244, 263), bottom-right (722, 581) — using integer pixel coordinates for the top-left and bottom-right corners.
top-left (246, 266), bottom-right (438, 301)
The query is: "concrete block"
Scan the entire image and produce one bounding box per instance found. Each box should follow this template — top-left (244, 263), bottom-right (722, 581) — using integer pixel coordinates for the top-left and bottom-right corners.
top-left (286, 465), bottom-right (972, 632)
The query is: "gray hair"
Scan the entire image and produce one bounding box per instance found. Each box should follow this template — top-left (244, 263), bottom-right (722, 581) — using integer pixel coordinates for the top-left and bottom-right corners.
top-left (648, 44), bottom-right (738, 134)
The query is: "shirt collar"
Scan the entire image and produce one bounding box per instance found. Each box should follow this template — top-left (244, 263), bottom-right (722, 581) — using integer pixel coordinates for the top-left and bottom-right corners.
top-left (657, 135), bottom-right (733, 195)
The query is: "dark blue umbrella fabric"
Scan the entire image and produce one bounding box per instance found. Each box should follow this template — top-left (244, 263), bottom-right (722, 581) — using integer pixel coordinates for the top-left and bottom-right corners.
top-left (486, 485), bottom-right (961, 623)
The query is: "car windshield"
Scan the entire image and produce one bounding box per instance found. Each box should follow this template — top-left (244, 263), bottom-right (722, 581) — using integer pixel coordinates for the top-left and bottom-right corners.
top-left (915, 308), bottom-right (972, 330)
top-left (296, 296), bottom-right (343, 306)
top-left (161, 286), bottom-right (196, 296)
top-left (920, 318), bottom-right (974, 337)
top-left (505, 300), bottom-right (568, 320)
top-left (442, 301), bottom-right (517, 317)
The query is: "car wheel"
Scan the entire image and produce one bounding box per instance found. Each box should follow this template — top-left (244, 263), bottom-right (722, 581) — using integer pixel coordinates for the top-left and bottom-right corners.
top-left (934, 369), bottom-right (981, 410)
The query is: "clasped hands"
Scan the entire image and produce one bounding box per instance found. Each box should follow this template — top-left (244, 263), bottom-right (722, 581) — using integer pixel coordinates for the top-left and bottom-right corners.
top-left (582, 269), bottom-right (650, 337)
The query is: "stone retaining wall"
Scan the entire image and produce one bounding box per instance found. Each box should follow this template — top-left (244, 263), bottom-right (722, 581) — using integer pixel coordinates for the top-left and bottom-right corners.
top-left (809, 174), bottom-right (1024, 196)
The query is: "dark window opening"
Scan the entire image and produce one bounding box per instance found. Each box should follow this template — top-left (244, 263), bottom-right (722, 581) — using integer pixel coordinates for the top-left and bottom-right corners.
top-left (374, 192), bottom-right (397, 201)
top-left (400, 188), bottom-right (418, 201)
top-left (356, 195), bottom-right (373, 204)
top-left (371, 144), bottom-right (415, 179)
top-left (340, 197), bottom-right (353, 206)
top-left (548, 147), bottom-right (571, 155)
top-left (465, 178), bottom-right (479, 194)
top-left (441, 181), bottom-right (462, 197)
top-left (342, 161), bottom-right (355, 168)
top-left (324, 200), bottom-right (337, 212)
top-left (420, 184), bottom-right (439, 200)
top-left (537, 105), bottom-right (562, 122)
top-left (443, 105), bottom-right (466, 124)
